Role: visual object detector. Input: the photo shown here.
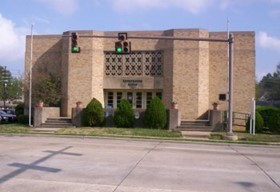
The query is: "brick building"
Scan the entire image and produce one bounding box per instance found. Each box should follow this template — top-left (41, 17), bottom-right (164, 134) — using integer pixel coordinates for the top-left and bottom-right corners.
top-left (25, 29), bottom-right (255, 121)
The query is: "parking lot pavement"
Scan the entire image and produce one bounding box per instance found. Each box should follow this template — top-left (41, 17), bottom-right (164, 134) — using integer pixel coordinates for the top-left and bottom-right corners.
top-left (0, 135), bottom-right (279, 192)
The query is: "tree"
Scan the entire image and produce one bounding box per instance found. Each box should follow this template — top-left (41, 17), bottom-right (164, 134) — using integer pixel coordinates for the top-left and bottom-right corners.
top-left (83, 98), bottom-right (104, 127)
top-left (0, 66), bottom-right (24, 102)
top-left (113, 99), bottom-right (135, 128)
top-left (33, 73), bottom-right (61, 106)
top-left (258, 63), bottom-right (280, 101)
top-left (6, 76), bottom-right (24, 101)
top-left (144, 96), bottom-right (167, 129)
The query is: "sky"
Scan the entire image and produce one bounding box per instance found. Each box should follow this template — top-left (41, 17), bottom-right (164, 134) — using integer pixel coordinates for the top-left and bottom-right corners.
top-left (0, 0), bottom-right (280, 80)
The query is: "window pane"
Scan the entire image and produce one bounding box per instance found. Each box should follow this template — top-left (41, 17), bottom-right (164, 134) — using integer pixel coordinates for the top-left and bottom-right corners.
top-left (127, 92), bottom-right (133, 105)
top-left (136, 92), bottom-right (142, 108)
top-left (146, 92), bottom-right (152, 107)
top-left (156, 92), bottom-right (162, 100)
top-left (107, 92), bottom-right (114, 108)
top-left (117, 92), bottom-right (122, 105)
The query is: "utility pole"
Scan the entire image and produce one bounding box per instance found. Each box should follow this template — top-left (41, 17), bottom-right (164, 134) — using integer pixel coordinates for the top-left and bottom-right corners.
top-left (227, 33), bottom-right (234, 135)
top-left (29, 24), bottom-right (34, 127)
top-left (2, 66), bottom-right (8, 109)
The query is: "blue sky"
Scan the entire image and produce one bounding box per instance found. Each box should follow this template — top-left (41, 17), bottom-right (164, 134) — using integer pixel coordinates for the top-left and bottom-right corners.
top-left (0, 0), bottom-right (280, 80)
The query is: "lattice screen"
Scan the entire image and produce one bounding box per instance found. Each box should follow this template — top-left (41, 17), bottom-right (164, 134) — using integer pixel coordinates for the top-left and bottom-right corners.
top-left (104, 51), bottom-right (162, 76)
top-left (144, 51), bottom-right (162, 76)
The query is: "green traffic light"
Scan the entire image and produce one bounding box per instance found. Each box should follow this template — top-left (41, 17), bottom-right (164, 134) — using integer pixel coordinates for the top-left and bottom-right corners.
top-left (72, 46), bottom-right (78, 52)
top-left (116, 47), bottom-right (122, 53)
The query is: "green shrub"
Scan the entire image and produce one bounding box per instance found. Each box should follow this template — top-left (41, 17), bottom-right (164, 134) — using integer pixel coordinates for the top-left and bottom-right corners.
top-left (246, 111), bottom-right (264, 133)
top-left (17, 115), bottom-right (30, 124)
top-left (258, 108), bottom-right (280, 133)
top-left (265, 110), bottom-right (280, 133)
top-left (15, 103), bottom-right (24, 116)
top-left (83, 98), bottom-right (104, 127)
top-left (144, 97), bottom-right (167, 129)
top-left (113, 99), bottom-right (135, 128)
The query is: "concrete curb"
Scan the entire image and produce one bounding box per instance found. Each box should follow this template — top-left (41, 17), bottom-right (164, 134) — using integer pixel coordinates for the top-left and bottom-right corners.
top-left (0, 132), bottom-right (280, 147)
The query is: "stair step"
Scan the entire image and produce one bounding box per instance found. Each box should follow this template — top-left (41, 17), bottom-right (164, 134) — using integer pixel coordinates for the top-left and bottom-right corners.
top-left (40, 123), bottom-right (75, 128)
top-left (181, 131), bottom-right (211, 139)
top-left (47, 117), bottom-right (71, 119)
top-left (45, 120), bottom-right (72, 124)
top-left (33, 128), bottom-right (62, 133)
top-left (180, 120), bottom-right (210, 126)
top-left (178, 124), bottom-right (212, 127)
top-left (177, 127), bottom-right (213, 132)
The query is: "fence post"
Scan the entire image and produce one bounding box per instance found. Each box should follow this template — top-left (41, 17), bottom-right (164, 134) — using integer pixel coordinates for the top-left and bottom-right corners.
top-left (252, 98), bottom-right (256, 135)
top-left (250, 114), bottom-right (252, 134)
top-left (250, 98), bottom-right (256, 135)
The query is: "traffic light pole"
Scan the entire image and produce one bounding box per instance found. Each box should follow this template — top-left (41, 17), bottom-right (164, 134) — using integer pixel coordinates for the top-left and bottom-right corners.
top-left (64, 33), bottom-right (235, 137)
top-left (63, 34), bottom-right (229, 43)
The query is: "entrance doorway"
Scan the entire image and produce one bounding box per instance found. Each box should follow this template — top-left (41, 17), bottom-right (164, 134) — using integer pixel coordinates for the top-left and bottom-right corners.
top-left (104, 90), bottom-right (162, 109)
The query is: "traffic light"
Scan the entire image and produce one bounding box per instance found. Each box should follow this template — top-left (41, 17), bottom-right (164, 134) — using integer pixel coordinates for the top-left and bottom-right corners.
top-left (123, 41), bottom-right (130, 53)
top-left (118, 33), bottom-right (127, 41)
top-left (115, 32), bottom-right (131, 54)
top-left (115, 41), bottom-right (123, 53)
top-left (71, 32), bottom-right (80, 53)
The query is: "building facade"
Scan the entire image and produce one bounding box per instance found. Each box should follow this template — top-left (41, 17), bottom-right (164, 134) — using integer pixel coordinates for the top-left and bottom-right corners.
top-left (25, 29), bottom-right (255, 120)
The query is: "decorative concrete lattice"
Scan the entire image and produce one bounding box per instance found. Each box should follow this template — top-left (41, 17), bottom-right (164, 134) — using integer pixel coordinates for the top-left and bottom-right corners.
top-left (143, 51), bottom-right (162, 76)
top-left (124, 52), bottom-right (142, 76)
top-left (104, 51), bottom-right (162, 76)
top-left (105, 53), bottom-right (122, 76)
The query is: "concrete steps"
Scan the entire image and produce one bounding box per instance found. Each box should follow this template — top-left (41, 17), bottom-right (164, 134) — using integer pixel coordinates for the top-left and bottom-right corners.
top-left (177, 120), bottom-right (213, 139)
top-left (40, 117), bottom-right (75, 128)
top-left (177, 120), bottom-right (213, 132)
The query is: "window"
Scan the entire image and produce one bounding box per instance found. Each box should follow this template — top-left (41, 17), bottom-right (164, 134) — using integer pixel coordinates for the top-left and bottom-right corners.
top-left (146, 92), bottom-right (152, 107)
top-left (117, 92), bottom-right (122, 106)
top-left (105, 90), bottom-right (162, 109)
top-left (107, 92), bottom-right (114, 108)
top-left (127, 92), bottom-right (133, 105)
top-left (136, 92), bottom-right (142, 108)
top-left (156, 92), bottom-right (162, 100)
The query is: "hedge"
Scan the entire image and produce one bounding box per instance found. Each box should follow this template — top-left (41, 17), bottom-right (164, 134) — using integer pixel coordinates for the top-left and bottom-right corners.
top-left (257, 107), bottom-right (280, 133)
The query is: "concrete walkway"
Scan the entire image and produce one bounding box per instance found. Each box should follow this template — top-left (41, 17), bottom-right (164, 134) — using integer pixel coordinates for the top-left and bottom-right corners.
top-left (181, 131), bottom-right (211, 139)
top-left (32, 127), bottom-right (62, 133)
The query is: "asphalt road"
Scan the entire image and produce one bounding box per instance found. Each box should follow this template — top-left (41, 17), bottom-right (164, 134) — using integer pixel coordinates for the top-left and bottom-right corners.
top-left (0, 135), bottom-right (279, 192)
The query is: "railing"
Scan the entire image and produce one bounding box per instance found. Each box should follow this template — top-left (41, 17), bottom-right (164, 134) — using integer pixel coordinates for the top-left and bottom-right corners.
top-left (233, 112), bottom-right (250, 127)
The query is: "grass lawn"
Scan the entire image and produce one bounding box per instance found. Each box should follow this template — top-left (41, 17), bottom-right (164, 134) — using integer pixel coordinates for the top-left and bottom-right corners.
top-left (1, 124), bottom-right (280, 144)
top-left (0, 124), bottom-right (182, 138)
top-left (55, 127), bottom-right (182, 138)
top-left (0, 124), bottom-right (32, 133)
top-left (210, 131), bottom-right (280, 143)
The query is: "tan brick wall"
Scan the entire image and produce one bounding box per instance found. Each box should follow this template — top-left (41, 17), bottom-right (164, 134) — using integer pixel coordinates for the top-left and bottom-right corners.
top-left (209, 32), bottom-right (229, 111)
top-left (62, 31), bottom-right (105, 116)
top-left (198, 30), bottom-right (210, 119)
top-left (170, 29), bottom-right (210, 120)
top-left (232, 32), bottom-right (255, 113)
top-left (172, 29), bottom-right (200, 119)
top-left (25, 35), bottom-right (62, 108)
top-left (209, 32), bottom-right (255, 114)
